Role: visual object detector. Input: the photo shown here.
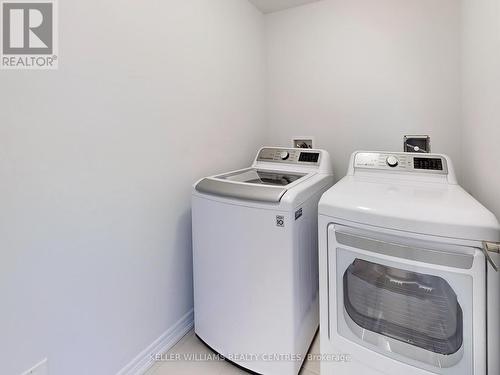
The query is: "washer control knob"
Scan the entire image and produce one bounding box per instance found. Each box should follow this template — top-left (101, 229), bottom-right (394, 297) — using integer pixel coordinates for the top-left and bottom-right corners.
top-left (280, 151), bottom-right (290, 160)
top-left (386, 155), bottom-right (399, 168)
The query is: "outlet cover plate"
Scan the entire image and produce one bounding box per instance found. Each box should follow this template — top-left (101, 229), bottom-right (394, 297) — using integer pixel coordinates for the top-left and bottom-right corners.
top-left (292, 137), bottom-right (315, 149)
top-left (404, 135), bottom-right (431, 153)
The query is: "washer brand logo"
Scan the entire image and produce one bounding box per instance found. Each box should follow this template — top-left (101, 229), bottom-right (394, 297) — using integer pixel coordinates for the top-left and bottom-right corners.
top-left (1, 0), bottom-right (58, 69)
top-left (276, 216), bottom-right (285, 228)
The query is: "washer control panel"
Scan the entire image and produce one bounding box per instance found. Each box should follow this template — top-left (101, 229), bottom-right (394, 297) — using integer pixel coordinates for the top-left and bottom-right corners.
top-left (257, 148), bottom-right (321, 165)
top-left (354, 152), bottom-right (448, 174)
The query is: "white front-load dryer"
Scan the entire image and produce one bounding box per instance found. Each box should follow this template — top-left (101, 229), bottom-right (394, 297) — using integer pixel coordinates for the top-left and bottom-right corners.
top-left (318, 151), bottom-right (500, 375)
top-left (192, 147), bottom-right (334, 375)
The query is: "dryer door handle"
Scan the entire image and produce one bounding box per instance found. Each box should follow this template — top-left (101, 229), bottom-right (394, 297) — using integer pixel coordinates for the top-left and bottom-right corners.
top-left (482, 241), bottom-right (500, 272)
top-left (334, 228), bottom-right (475, 269)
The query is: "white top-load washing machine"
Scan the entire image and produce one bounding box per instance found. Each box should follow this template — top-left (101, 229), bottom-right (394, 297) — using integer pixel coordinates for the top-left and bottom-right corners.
top-left (192, 147), bottom-right (334, 375)
top-left (318, 151), bottom-right (500, 375)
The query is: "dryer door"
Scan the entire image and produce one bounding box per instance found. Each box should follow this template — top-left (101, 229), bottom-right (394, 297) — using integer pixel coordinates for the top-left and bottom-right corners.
top-left (327, 224), bottom-right (486, 375)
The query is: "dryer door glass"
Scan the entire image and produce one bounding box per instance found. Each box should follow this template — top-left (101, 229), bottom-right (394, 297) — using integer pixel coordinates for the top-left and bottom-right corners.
top-left (343, 259), bottom-right (463, 356)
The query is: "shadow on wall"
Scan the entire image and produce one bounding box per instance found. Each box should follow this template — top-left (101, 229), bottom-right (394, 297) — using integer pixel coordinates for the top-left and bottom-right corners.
top-left (173, 208), bottom-right (194, 307)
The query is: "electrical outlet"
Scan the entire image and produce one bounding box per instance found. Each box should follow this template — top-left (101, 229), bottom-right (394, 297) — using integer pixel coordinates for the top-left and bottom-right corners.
top-left (292, 137), bottom-right (315, 149)
top-left (21, 359), bottom-right (48, 375)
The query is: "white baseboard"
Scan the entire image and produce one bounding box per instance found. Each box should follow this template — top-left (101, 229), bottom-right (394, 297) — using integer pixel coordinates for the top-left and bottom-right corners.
top-left (117, 309), bottom-right (194, 375)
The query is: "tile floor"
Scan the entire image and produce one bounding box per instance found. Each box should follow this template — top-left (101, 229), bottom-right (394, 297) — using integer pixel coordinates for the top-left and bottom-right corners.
top-left (146, 330), bottom-right (320, 375)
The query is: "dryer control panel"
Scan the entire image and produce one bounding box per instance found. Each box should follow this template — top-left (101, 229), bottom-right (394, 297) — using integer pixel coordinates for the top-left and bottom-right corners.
top-left (354, 152), bottom-right (449, 175)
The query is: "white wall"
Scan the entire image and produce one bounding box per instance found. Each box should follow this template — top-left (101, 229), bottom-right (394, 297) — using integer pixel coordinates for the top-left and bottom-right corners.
top-left (265, 0), bottom-right (462, 180)
top-left (0, 1), bottom-right (265, 374)
top-left (461, 0), bottom-right (500, 218)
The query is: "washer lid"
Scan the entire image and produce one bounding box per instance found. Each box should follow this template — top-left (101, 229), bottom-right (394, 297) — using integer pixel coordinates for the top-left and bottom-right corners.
top-left (195, 168), bottom-right (308, 203)
top-left (319, 176), bottom-right (500, 242)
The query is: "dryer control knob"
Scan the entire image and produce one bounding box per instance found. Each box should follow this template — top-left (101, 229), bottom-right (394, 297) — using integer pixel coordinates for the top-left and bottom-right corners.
top-left (386, 155), bottom-right (399, 168)
top-left (280, 151), bottom-right (290, 160)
